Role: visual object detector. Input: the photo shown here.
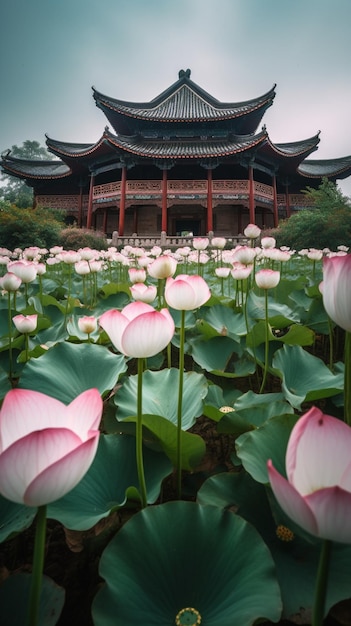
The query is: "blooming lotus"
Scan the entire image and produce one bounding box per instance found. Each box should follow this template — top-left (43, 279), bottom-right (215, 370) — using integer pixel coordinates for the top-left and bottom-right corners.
top-left (261, 236), bottom-right (276, 249)
top-left (192, 237), bottom-right (209, 251)
top-left (0, 388), bottom-right (102, 507)
top-left (0, 272), bottom-right (22, 292)
top-left (244, 223), bottom-right (261, 239)
top-left (322, 254), bottom-right (351, 332)
top-left (7, 260), bottom-right (37, 283)
top-left (267, 407), bottom-right (351, 543)
top-left (13, 314), bottom-right (38, 334)
top-left (165, 275), bottom-right (211, 310)
top-left (128, 268), bottom-right (147, 284)
top-left (99, 301), bottom-right (175, 358)
top-left (130, 282), bottom-right (157, 303)
top-left (255, 269), bottom-right (280, 289)
top-left (147, 255), bottom-right (177, 279)
top-left (211, 237), bottom-right (227, 249)
top-left (78, 315), bottom-right (98, 335)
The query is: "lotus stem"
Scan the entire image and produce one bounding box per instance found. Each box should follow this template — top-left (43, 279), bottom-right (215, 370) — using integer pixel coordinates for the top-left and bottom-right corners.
top-left (7, 292), bottom-right (13, 381)
top-left (176, 309), bottom-right (185, 499)
top-left (344, 331), bottom-right (351, 426)
top-left (28, 505), bottom-right (47, 626)
top-left (136, 357), bottom-right (147, 508)
top-left (259, 289), bottom-right (269, 393)
top-left (312, 539), bottom-right (331, 626)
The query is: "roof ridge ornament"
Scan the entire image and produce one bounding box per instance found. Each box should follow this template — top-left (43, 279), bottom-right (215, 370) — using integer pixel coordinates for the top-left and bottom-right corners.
top-left (178, 69), bottom-right (191, 79)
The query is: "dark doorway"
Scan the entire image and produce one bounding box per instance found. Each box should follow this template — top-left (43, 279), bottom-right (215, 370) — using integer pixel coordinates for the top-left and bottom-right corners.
top-left (175, 219), bottom-right (201, 236)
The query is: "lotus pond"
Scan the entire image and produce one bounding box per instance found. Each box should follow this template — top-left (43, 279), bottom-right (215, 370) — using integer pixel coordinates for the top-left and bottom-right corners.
top-left (0, 236), bottom-right (350, 626)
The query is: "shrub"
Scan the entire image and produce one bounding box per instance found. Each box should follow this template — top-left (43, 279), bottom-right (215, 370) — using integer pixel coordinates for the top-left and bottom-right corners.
top-left (59, 227), bottom-right (108, 251)
top-left (0, 201), bottom-right (64, 249)
top-left (273, 179), bottom-right (351, 251)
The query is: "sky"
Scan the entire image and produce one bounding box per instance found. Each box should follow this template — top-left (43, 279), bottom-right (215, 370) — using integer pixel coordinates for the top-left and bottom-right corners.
top-left (1, 0), bottom-right (351, 196)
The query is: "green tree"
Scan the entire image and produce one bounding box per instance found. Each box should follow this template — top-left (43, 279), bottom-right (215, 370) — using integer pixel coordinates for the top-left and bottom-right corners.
top-left (274, 178), bottom-right (351, 251)
top-left (0, 140), bottom-right (52, 208)
top-left (0, 200), bottom-right (64, 249)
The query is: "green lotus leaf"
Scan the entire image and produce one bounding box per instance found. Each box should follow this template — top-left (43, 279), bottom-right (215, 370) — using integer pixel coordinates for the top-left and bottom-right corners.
top-left (0, 496), bottom-right (36, 543)
top-left (0, 573), bottom-right (65, 626)
top-left (18, 341), bottom-right (127, 402)
top-left (189, 335), bottom-right (256, 378)
top-left (0, 367), bottom-right (11, 402)
top-left (124, 413), bottom-right (206, 471)
top-left (272, 344), bottom-right (344, 409)
top-left (235, 413), bottom-right (299, 483)
top-left (247, 290), bottom-right (300, 324)
top-left (114, 368), bottom-right (207, 429)
top-left (92, 501), bottom-right (282, 625)
top-left (199, 304), bottom-right (247, 340)
top-left (247, 320), bottom-right (314, 348)
top-left (218, 391), bottom-right (294, 437)
top-left (197, 471), bottom-right (351, 621)
top-left (47, 434), bottom-right (172, 529)
top-left (203, 383), bottom-right (242, 422)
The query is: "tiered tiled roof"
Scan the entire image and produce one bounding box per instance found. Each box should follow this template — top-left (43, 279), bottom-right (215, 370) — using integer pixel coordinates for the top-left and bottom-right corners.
top-left (2, 69), bottom-right (351, 188)
top-left (93, 69), bottom-right (276, 135)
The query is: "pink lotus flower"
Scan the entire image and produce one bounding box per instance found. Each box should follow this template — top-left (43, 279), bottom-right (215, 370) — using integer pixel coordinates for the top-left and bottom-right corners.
top-left (147, 255), bottom-right (177, 279)
top-left (255, 269), bottom-right (280, 289)
top-left (128, 268), bottom-right (147, 284)
top-left (244, 223), bottom-right (261, 239)
top-left (261, 236), bottom-right (276, 249)
top-left (322, 254), bottom-right (351, 332)
top-left (0, 272), bottom-right (22, 292)
top-left (7, 260), bottom-right (37, 283)
top-left (99, 301), bottom-right (175, 358)
top-left (211, 237), bottom-right (227, 249)
top-left (267, 407), bottom-right (351, 543)
top-left (130, 282), bottom-right (157, 303)
top-left (192, 237), bottom-right (209, 251)
top-left (0, 388), bottom-right (102, 507)
top-left (78, 315), bottom-right (98, 335)
top-left (13, 314), bottom-right (38, 334)
top-left (165, 275), bottom-right (211, 310)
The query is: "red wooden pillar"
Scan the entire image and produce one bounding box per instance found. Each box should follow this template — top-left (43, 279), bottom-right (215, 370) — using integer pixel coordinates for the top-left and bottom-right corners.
top-left (272, 174), bottom-right (278, 227)
top-left (161, 169), bottom-right (168, 232)
top-left (207, 168), bottom-right (213, 233)
top-left (285, 183), bottom-right (291, 218)
top-left (248, 165), bottom-right (255, 224)
top-left (77, 183), bottom-right (83, 228)
top-left (118, 166), bottom-right (127, 236)
top-left (86, 173), bottom-right (95, 229)
top-left (102, 208), bottom-right (108, 234)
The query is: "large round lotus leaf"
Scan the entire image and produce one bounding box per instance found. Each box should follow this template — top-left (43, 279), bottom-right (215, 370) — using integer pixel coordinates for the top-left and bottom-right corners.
top-left (18, 341), bottom-right (127, 402)
top-left (114, 368), bottom-right (208, 429)
top-left (0, 573), bottom-right (65, 626)
top-left (197, 471), bottom-right (351, 621)
top-left (0, 495), bottom-right (36, 543)
top-left (92, 501), bottom-right (282, 625)
top-left (47, 434), bottom-right (172, 530)
top-left (0, 367), bottom-right (11, 402)
top-left (272, 344), bottom-right (344, 409)
top-left (235, 413), bottom-right (299, 483)
top-left (189, 335), bottom-right (256, 378)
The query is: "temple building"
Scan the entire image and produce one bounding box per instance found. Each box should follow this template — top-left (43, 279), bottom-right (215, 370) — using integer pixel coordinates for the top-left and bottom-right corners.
top-left (2, 68), bottom-right (351, 238)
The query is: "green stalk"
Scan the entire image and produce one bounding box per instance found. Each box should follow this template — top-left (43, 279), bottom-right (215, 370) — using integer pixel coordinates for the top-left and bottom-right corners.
top-left (176, 309), bottom-right (185, 499)
top-left (259, 289), bottom-right (269, 394)
top-left (312, 539), bottom-right (332, 626)
top-left (136, 358), bottom-right (147, 508)
top-left (344, 331), bottom-right (351, 426)
top-left (28, 505), bottom-right (47, 626)
top-left (7, 292), bottom-right (13, 381)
